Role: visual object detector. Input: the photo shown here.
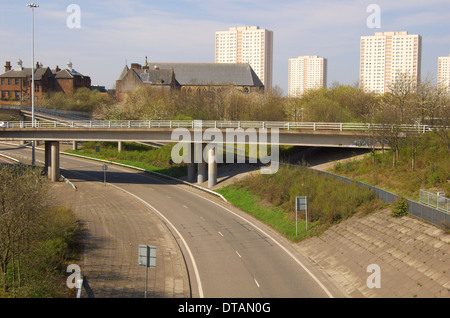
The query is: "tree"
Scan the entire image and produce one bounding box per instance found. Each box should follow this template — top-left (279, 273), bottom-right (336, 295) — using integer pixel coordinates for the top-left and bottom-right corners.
top-left (283, 97), bottom-right (303, 121)
top-left (434, 91), bottom-right (450, 152)
top-left (0, 166), bottom-right (50, 292)
top-left (302, 95), bottom-right (352, 122)
top-left (378, 73), bottom-right (418, 167)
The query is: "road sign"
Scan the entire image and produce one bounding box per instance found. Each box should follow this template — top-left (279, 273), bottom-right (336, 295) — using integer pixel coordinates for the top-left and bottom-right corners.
top-left (138, 245), bottom-right (156, 268)
top-left (138, 245), bottom-right (156, 298)
top-left (102, 164), bottom-right (108, 186)
top-left (295, 196), bottom-right (308, 234)
top-left (296, 196), bottom-right (307, 212)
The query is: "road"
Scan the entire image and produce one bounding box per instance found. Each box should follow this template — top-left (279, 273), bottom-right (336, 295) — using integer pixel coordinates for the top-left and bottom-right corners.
top-left (0, 142), bottom-right (345, 298)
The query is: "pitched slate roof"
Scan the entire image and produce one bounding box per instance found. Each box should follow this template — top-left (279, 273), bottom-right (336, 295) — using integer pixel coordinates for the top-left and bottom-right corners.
top-left (139, 63), bottom-right (264, 87)
top-left (0, 67), bottom-right (50, 80)
top-left (118, 65), bottom-right (129, 81)
top-left (53, 68), bottom-right (89, 79)
top-left (135, 68), bottom-right (173, 85)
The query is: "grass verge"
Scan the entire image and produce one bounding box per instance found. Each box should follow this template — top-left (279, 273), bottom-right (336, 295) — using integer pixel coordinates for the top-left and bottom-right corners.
top-left (65, 141), bottom-right (186, 178)
top-left (217, 164), bottom-right (385, 242)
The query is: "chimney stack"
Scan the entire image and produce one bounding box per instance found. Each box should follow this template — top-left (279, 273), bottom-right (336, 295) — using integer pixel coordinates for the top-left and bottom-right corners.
top-left (4, 61), bottom-right (11, 72)
top-left (16, 59), bottom-right (23, 71)
top-left (131, 63), bottom-right (141, 70)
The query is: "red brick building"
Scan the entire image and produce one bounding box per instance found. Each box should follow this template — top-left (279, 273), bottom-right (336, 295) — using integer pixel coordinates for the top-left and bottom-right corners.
top-left (0, 60), bottom-right (91, 105)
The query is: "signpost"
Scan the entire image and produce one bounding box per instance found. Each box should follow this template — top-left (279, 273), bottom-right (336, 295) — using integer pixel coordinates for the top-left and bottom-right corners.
top-left (296, 196), bottom-right (308, 236)
top-left (102, 164), bottom-right (108, 186)
top-left (138, 245), bottom-right (156, 298)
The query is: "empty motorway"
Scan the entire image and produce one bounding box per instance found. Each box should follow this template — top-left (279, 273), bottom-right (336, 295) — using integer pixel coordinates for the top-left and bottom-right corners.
top-left (0, 142), bottom-right (346, 298)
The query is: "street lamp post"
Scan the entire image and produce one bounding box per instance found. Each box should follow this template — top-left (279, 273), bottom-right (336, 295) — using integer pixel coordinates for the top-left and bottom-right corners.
top-left (27, 3), bottom-right (38, 166)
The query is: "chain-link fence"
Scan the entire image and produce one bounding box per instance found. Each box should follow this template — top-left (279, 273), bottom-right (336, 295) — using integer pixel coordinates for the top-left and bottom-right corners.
top-left (313, 169), bottom-right (450, 229)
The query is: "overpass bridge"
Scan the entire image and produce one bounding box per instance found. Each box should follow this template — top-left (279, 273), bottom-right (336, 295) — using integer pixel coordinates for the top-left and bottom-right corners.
top-left (0, 119), bottom-right (434, 187)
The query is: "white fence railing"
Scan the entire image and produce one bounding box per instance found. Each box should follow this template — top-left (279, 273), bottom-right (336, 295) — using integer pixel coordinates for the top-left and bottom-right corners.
top-left (0, 120), bottom-right (441, 133)
top-left (420, 189), bottom-right (450, 213)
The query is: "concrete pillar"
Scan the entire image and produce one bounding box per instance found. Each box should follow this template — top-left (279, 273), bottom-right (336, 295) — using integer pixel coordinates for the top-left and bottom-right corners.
top-left (208, 145), bottom-right (217, 188)
top-left (187, 142), bottom-right (195, 182)
top-left (118, 141), bottom-right (123, 153)
top-left (73, 141), bottom-right (78, 150)
top-left (45, 141), bottom-right (51, 179)
top-left (20, 115), bottom-right (26, 146)
top-left (197, 143), bottom-right (207, 184)
top-left (51, 141), bottom-right (60, 182)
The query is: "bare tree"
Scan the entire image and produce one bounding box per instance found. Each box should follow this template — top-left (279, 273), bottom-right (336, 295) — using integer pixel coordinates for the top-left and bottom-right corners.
top-left (378, 73), bottom-right (419, 167)
top-left (434, 89), bottom-right (450, 152)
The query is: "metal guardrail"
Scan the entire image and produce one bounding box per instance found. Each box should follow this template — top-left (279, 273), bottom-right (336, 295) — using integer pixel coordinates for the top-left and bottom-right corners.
top-left (420, 189), bottom-right (449, 213)
top-left (0, 119), bottom-right (440, 133)
top-left (310, 168), bottom-right (450, 229)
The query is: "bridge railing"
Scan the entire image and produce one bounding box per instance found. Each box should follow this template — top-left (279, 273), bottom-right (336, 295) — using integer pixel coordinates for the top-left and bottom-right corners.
top-left (0, 120), bottom-right (441, 133)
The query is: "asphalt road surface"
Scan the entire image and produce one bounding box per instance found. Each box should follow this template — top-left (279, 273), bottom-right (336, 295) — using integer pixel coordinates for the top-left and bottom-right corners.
top-left (0, 142), bottom-right (346, 298)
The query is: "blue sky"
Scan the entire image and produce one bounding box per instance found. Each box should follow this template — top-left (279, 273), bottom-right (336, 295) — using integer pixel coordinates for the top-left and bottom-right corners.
top-left (1, 0), bottom-right (449, 95)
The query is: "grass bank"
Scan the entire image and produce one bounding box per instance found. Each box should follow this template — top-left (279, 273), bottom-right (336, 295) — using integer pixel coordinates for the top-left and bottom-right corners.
top-left (217, 164), bottom-right (384, 241)
top-left (331, 131), bottom-right (450, 202)
top-left (65, 141), bottom-right (186, 178)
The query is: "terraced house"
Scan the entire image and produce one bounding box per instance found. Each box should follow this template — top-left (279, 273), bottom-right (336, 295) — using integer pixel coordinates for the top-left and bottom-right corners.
top-left (0, 60), bottom-right (91, 106)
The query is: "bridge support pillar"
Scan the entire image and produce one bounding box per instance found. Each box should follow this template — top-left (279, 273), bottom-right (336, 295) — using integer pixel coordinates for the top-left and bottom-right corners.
top-left (45, 141), bottom-right (60, 182)
top-left (51, 141), bottom-right (60, 182)
top-left (187, 143), bottom-right (195, 182)
top-left (118, 141), bottom-right (123, 153)
top-left (207, 145), bottom-right (217, 188)
top-left (45, 141), bottom-right (51, 179)
top-left (197, 143), bottom-right (207, 184)
top-left (72, 141), bottom-right (78, 150)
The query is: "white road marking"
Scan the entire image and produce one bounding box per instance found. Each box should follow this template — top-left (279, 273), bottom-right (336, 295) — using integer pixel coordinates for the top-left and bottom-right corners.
top-left (34, 147), bottom-right (332, 298)
top-left (176, 184), bottom-right (335, 298)
top-left (236, 251), bottom-right (242, 258)
top-left (254, 278), bottom-right (260, 288)
top-left (50, 161), bottom-right (205, 298)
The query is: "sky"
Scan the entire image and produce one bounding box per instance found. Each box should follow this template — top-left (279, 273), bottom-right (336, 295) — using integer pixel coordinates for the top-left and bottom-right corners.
top-left (1, 0), bottom-right (449, 95)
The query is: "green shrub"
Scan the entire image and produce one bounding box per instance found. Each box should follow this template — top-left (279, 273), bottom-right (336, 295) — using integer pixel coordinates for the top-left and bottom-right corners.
top-left (391, 197), bottom-right (409, 217)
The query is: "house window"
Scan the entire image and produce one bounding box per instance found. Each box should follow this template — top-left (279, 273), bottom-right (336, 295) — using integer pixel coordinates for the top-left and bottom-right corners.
top-left (1, 91), bottom-right (6, 100)
top-left (15, 78), bottom-right (20, 85)
top-left (8, 78), bottom-right (12, 85)
top-left (15, 91), bottom-right (20, 100)
top-left (1, 79), bottom-right (4, 85)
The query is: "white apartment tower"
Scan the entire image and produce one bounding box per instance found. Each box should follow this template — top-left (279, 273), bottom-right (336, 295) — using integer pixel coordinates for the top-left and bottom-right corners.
top-left (360, 31), bottom-right (422, 94)
top-left (438, 54), bottom-right (450, 92)
top-left (215, 26), bottom-right (273, 89)
top-left (288, 55), bottom-right (327, 97)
